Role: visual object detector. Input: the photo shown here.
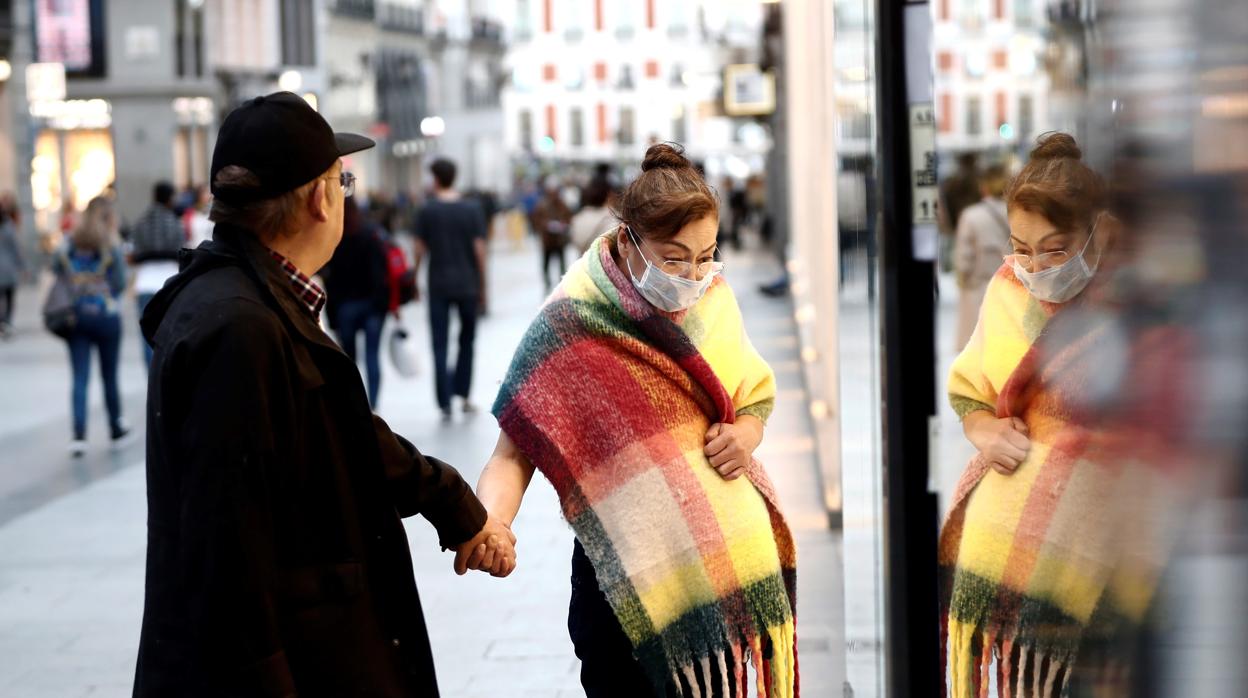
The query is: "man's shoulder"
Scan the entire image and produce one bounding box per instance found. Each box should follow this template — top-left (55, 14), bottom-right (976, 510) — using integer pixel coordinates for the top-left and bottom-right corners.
top-left (169, 267), bottom-right (281, 334)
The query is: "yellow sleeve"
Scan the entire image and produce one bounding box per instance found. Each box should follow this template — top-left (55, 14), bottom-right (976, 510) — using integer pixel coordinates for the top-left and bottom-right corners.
top-left (734, 327), bottom-right (776, 423)
top-left (948, 283), bottom-right (998, 420)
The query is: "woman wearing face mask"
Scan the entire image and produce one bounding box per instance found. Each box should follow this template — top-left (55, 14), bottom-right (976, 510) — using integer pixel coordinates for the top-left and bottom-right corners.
top-left (472, 144), bottom-right (798, 697)
top-left (940, 133), bottom-right (1146, 696)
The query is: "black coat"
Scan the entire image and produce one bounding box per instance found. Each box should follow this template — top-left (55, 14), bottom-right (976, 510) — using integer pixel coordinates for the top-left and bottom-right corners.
top-left (134, 224), bottom-right (486, 697)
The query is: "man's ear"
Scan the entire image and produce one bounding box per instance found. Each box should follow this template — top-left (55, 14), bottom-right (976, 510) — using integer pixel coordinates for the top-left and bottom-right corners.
top-left (308, 179), bottom-right (329, 223)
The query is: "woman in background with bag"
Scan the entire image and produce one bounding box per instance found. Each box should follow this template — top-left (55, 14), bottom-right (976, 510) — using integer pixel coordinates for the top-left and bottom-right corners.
top-left (952, 163), bottom-right (1010, 351)
top-left (49, 196), bottom-right (131, 457)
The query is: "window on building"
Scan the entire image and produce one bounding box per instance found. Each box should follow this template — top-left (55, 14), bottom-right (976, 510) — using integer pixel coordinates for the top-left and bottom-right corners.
top-left (671, 105), bottom-right (687, 144)
top-left (515, 0), bottom-right (533, 40)
top-left (1018, 94), bottom-right (1034, 139)
top-left (671, 62), bottom-right (685, 87)
top-left (519, 109), bottom-right (533, 150)
top-left (280, 0), bottom-right (316, 66)
top-left (617, 64), bottom-right (635, 90)
top-left (564, 0), bottom-right (586, 41)
top-left (175, 0), bottom-right (207, 78)
top-left (618, 106), bottom-right (635, 145)
top-left (966, 95), bottom-right (983, 136)
top-left (1014, 0), bottom-right (1033, 26)
top-left (571, 107), bottom-right (585, 147)
top-left (613, 0), bottom-right (637, 40)
top-left (668, 0), bottom-right (690, 37)
top-left (960, 0), bottom-right (983, 28)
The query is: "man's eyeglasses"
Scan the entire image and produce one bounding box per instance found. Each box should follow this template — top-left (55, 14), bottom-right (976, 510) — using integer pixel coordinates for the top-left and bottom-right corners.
top-left (339, 172), bottom-right (357, 198)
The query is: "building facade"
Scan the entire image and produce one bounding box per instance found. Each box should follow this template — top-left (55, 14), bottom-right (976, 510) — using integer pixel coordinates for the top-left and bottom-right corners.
top-left (931, 0), bottom-right (1051, 154)
top-left (501, 0), bottom-right (767, 178)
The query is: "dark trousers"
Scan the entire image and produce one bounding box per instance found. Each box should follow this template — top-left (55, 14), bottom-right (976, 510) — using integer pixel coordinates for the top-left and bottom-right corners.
top-left (542, 244), bottom-right (567, 290)
top-left (67, 311), bottom-right (123, 440)
top-left (0, 285), bottom-right (14, 326)
top-left (569, 540), bottom-right (737, 698)
top-left (137, 292), bottom-right (156, 368)
top-left (429, 295), bottom-right (478, 412)
top-left (335, 299), bottom-right (385, 409)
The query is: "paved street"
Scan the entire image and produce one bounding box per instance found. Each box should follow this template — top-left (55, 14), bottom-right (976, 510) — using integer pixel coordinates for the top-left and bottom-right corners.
top-left (0, 236), bottom-right (845, 697)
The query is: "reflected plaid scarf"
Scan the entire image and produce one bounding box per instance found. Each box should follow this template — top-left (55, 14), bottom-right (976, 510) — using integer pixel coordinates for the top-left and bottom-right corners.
top-left (942, 266), bottom-right (1190, 696)
top-left (494, 238), bottom-right (798, 697)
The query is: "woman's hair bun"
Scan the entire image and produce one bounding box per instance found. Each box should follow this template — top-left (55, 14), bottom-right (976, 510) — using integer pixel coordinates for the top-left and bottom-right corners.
top-left (641, 143), bottom-right (693, 172)
top-left (1029, 132), bottom-right (1082, 161)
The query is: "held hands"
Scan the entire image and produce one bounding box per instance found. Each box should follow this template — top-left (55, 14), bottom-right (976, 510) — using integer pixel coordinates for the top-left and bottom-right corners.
top-left (964, 412), bottom-right (1031, 476)
top-left (704, 420), bottom-right (763, 482)
top-left (453, 514), bottom-right (517, 578)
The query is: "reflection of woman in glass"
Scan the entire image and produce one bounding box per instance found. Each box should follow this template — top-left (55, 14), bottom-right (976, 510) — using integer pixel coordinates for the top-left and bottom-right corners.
top-left (478, 144), bottom-right (798, 697)
top-left (940, 133), bottom-right (1162, 696)
top-left (952, 164), bottom-right (1010, 351)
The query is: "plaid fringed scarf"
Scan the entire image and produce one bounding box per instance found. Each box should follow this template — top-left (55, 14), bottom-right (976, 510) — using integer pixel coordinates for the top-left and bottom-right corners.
top-left (494, 236), bottom-right (799, 697)
top-left (941, 265), bottom-right (1191, 697)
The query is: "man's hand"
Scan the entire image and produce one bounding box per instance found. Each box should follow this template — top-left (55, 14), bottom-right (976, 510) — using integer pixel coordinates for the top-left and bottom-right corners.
top-left (453, 514), bottom-right (517, 578)
top-left (964, 411), bottom-right (1031, 475)
top-left (704, 419), bottom-right (763, 481)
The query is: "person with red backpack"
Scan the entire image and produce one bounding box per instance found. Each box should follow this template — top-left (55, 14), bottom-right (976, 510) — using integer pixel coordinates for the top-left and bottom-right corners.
top-left (49, 196), bottom-right (132, 456)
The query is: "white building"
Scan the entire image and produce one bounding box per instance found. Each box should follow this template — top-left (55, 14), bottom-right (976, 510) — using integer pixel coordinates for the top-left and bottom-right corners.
top-left (932, 0), bottom-right (1052, 153)
top-left (501, 0), bottom-right (768, 177)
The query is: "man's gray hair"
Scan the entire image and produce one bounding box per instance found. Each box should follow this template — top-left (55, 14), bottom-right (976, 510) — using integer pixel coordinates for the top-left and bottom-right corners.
top-left (209, 166), bottom-right (315, 240)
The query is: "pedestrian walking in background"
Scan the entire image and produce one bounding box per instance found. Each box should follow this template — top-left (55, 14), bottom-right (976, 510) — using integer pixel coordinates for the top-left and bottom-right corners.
top-left (50, 196), bottom-right (131, 457)
top-left (530, 176), bottom-right (573, 291)
top-left (182, 184), bottom-right (214, 249)
top-left (0, 193), bottom-right (27, 338)
top-left (952, 163), bottom-right (1010, 351)
top-left (129, 182), bottom-right (186, 368)
top-left (133, 92), bottom-right (513, 698)
top-left (477, 144), bottom-right (799, 697)
top-left (413, 158), bottom-right (488, 422)
top-left (939, 152), bottom-right (982, 273)
top-left (568, 177), bottom-right (615, 255)
top-left (324, 196), bottom-right (391, 409)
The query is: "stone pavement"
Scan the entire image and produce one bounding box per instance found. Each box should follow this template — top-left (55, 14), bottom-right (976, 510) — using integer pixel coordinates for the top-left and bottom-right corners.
top-left (0, 237), bottom-right (844, 697)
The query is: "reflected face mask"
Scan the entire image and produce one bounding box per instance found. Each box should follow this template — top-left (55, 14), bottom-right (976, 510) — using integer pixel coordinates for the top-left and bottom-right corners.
top-left (1013, 226), bottom-right (1100, 303)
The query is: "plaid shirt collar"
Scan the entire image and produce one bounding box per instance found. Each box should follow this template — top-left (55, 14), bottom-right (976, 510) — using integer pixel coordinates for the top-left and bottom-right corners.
top-left (266, 249), bottom-right (326, 318)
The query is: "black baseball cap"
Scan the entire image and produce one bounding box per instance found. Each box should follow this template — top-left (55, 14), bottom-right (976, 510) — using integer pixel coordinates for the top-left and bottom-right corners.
top-left (210, 91), bottom-right (375, 204)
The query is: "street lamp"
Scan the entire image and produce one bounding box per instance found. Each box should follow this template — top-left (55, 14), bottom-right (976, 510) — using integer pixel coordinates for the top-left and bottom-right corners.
top-left (420, 116), bottom-right (446, 137)
top-left (0, 60), bottom-right (11, 83)
top-left (278, 70), bottom-right (303, 93)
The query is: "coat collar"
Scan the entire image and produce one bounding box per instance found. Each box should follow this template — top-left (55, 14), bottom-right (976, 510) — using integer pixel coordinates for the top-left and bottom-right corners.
top-left (212, 224), bottom-right (344, 358)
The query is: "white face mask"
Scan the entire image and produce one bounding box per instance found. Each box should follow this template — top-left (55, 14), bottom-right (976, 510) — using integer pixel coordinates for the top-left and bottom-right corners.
top-left (623, 227), bottom-right (717, 312)
top-left (1012, 226), bottom-right (1101, 303)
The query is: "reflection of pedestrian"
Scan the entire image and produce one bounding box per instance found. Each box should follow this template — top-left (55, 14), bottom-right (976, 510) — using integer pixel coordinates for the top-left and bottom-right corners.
top-left (0, 194), bottom-right (26, 337)
top-left (413, 158), bottom-right (488, 421)
top-left (952, 164), bottom-right (1009, 350)
top-left (938, 152), bottom-right (981, 272)
top-left (134, 92), bottom-right (511, 697)
top-left (325, 197), bottom-right (390, 409)
top-left (478, 144), bottom-right (798, 697)
top-left (529, 178), bottom-right (572, 290)
top-left (130, 182), bottom-right (186, 369)
top-left (51, 196), bottom-right (130, 456)
top-left (942, 134), bottom-right (1165, 696)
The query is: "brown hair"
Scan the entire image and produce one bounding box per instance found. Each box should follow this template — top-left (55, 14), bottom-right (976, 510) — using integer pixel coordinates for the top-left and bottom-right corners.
top-left (611, 143), bottom-right (718, 242)
top-left (71, 196), bottom-right (117, 252)
top-left (209, 165), bottom-right (331, 241)
top-left (1005, 132), bottom-right (1107, 234)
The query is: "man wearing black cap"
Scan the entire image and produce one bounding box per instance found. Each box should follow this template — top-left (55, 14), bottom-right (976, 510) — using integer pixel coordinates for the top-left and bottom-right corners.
top-left (133, 92), bottom-right (516, 697)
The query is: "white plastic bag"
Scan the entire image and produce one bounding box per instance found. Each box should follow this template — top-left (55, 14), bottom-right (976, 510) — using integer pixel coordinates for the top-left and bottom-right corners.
top-left (389, 324), bottom-right (421, 378)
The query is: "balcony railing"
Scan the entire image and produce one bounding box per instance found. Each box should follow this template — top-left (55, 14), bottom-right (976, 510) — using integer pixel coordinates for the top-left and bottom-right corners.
top-left (331, 0), bottom-right (375, 20)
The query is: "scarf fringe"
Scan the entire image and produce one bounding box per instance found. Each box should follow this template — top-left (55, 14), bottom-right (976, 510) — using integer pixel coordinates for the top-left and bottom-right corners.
top-left (664, 622), bottom-right (797, 698)
top-left (947, 620), bottom-right (1084, 698)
